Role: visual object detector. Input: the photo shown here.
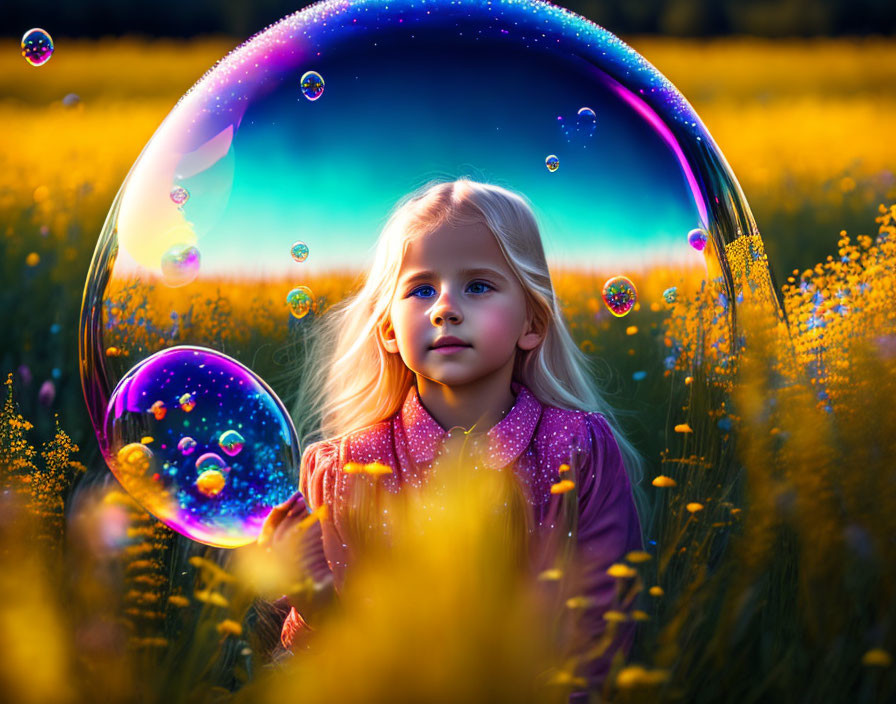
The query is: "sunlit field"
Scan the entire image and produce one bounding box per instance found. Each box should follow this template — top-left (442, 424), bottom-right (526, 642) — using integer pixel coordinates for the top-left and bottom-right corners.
top-left (2, 37), bottom-right (896, 703)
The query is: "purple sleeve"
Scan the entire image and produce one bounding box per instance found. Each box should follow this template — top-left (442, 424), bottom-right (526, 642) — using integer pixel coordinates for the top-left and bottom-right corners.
top-left (568, 412), bottom-right (644, 698)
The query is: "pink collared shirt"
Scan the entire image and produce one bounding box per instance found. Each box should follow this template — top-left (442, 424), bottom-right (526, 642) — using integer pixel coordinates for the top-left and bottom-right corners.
top-left (286, 381), bottom-right (643, 692)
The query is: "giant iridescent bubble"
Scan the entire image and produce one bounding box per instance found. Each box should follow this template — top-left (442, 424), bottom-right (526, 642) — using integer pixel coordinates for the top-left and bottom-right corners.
top-left (81, 0), bottom-right (781, 535)
top-left (102, 346), bottom-right (299, 547)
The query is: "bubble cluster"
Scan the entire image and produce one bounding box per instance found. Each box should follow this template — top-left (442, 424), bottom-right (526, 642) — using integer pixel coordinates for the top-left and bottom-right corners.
top-left (290, 241), bottom-right (310, 262)
top-left (602, 276), bottom-right (638, 317)
top-left (300, 71), bottom-right (325, 101)
top-left (286, 286), bottom-right (314, 319)
top-left (21, 28), bottom-right (53, 67)
top-left (101, 347), bottom-right (299, 547)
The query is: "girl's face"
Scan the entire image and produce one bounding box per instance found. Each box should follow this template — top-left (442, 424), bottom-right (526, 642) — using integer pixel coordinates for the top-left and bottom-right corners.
top-left (378, 220), bottom-right (542, 388)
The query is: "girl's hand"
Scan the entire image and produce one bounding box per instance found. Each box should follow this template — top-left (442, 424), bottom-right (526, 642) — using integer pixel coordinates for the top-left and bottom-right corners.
top-left (257, 490), bottom-right (306, 550)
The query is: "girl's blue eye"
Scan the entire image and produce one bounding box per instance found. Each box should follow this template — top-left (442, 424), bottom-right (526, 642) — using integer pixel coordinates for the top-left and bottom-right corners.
top-left (468, 281), bottom-right (492, 294)
top-left (410, 285), bottom-right (436, 298)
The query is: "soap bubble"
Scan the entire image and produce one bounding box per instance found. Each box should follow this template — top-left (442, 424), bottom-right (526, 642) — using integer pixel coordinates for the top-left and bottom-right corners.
top-left (218, 429), bottom-right (245, 457)
top-left (545, 155), bottom-right (559, 172)
top-left (286, 286), bottom-right (314, 319)
top-left (663, 287), bottom-right (678, 304)
top-left (170, 186), bottom-right (190, 206)
top-left (161, 244), bottom-right (201, 287)
top-left (178, 392), bottom-right (196, 412)
top-left (62, 93), bottom-right (81, 108)
top-left (178, 436), bottom-right (197, 455)
top-left (602, 276), bottom-right (638, 317)
top-left (21, 29), bottom-right (53, 67)
top-left (291, 241), bottom-right (310, 262)
top-left (300, 71), bottom-right (325, 101)
top-left (687, 228), bottom-right (709, 252)
top-left (101, 346), bottom-right (300, 548)
top-left (81, 1), bottom-right (777, 529)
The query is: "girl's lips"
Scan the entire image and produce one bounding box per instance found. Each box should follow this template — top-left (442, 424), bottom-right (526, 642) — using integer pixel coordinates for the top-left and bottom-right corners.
top-left (430, 345), bottom-right (471, 354)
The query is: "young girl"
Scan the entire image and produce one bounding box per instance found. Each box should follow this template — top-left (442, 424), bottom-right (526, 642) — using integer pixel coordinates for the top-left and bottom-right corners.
top-left (260, 178), bottom-right (646, 695)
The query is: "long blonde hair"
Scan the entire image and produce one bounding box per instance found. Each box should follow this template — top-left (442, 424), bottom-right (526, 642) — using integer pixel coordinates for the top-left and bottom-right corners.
top-left (292, 177), bottom-right (646, 516)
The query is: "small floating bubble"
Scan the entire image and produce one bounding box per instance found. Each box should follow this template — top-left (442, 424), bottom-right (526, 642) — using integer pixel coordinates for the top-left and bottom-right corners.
top-left (687, 228), bottom-right (709, 251)
top-left (150, 400), bottom-right (167, 420)
top-left (21, 29), bottom-right (53, 67)
top-left (662, 287), bottom-right (678, 304)
top-left (286, 286), bottom-right (314, 319)
top-left (161, 244), bottom-right (201, 287)
top-left (170, 186), bottom-right (190, 206)
top-left (179, 392), bottom-right (196, 412)
top-left (300, 71), bottom-right (325, 101)
top-left (196, 469), bottom-right (226, 497)
top-left (601, 276), bottom-right (638, 317)
top-left (545, 155), bottom-right (559, 172)
top-left (218, 430), bottom-right (245, 457)
top-left (290, 241), bottom-right (309, 262)
top-left (178, 436), bottom-right (197, 455)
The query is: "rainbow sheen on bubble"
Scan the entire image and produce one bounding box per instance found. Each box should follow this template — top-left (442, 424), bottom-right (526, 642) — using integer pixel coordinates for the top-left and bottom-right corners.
top-left (291, 241), bottom-right (310, 262)
top-left (602, 275), bottom-right (638, 317)
top-left (218, 429), bottom-right (245, 456)
top-left (545, 155), bottom-right (559, 172)
top-left (161, 244), bottom-right (201, 287)
top-left (178, 436), bottom-right (197, 455)
top-left (101, 347), bottom-right (299, 547)
top-left (688, 228), bottom-right (709, 252)
top-left (170, 186), bottom-right (190, 205)
top-left (663, 287), bottom-right (678, 304)
top-left (286, 286), bottom-right (314, 319)
top-left (21, 29), bottom-right (54, 67)
top-left (300, 71), bottom-right (325, 101)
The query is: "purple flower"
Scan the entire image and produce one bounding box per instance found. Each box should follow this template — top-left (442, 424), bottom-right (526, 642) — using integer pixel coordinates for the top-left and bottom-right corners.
top-left (17, 365), bottom-right (32, 386)
top-left (38, 380), bottom-right (55, 407)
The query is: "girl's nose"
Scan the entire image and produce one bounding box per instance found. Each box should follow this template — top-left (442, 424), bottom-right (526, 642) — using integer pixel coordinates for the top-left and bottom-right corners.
top-left (430, 295), bottom-right (463, 326)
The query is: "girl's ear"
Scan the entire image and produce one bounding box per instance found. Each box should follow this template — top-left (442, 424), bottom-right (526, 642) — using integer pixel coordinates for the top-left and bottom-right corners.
top-left (517, 315), bottom-right (544, 351)
top-left (378, 318), bottom-right (400, 354)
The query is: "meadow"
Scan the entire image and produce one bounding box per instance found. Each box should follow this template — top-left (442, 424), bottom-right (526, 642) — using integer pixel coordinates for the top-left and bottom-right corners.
top-left (1, 36), bottom-right (895, 703)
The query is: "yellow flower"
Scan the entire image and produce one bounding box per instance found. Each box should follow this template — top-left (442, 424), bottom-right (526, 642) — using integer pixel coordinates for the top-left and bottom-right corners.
top-left (565, 596), bottom-right (594, 609)
top-left (194, 589), bottom-right (229, 607)
top-left (216, 619), bottom-right (243, 637)
top-left (862, 648), bottom-right (892, 667)
top-left (548, 670), bottom-right (587, 688)
top-left (537, 568), bottom-right (563, 581)
top-left (684, 376), bottom-right (693, 385)
top-left (649, 586), bottom-right (664, 597)
top-left (625, 550), bottom-right (652, 563)
top-left (167, 595), bottom-right (190, 608)
top-left (558, 463), bottom-right (571, 474)
top-left (141, 436), bottom-right (154, 444)
top-left (603, 610), bottom-right (627, 622)
top-left (674, 423), bottom-right (693, 433)
top-left (25, 252), bottom-right (40, 266)
top-left (550, 479), bottom-right (575, 495)
top-left (626, 325), bottom-right (638, 335)
top-left (731, 508), bottom-right (742, 516)
top-left (606, 563), bottom-right (637, 579)
top-left (631, 610), bottom-right (650, 621)
top-left (686, 502), bottom-right (704, 513)
top-left (652, 475), bottom-right (677, 488)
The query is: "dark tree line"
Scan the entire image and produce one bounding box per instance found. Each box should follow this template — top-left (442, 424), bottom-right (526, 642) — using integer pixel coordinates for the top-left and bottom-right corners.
top-left (3, 0), bottom-right (895, 38)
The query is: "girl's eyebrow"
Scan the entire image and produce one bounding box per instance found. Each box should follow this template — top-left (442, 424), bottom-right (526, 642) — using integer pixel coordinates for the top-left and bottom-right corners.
top-left (400, 267), bottom-right (508, 286)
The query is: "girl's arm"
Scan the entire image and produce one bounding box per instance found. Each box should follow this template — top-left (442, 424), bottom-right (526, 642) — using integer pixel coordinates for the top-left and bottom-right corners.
top-left (568, 412), bottom-right (644, 698)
